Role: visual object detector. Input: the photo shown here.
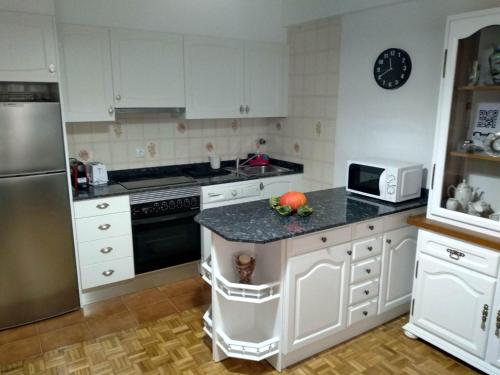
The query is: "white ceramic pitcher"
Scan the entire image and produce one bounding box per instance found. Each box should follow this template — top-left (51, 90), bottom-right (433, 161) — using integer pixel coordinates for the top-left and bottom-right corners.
top-left (447, 179), bottom-right (473, 212)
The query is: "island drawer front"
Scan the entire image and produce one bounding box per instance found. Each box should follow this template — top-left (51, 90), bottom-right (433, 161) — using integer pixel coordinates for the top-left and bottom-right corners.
top-left (74, 195), bottom-right (130, 218)
top-left (352, 219), bottom-right (384, 240)
top-left (78, 235), bottom-right (133, 266)
top-left (349, 279), bottom-right (379, 305)
top-left (75, 212), bottom-right (132, 243)
top-left (351, 257), bottom-right (381, 284)
top-left (348, 298), bottom-right (378, 326)
top-left (290, 226), bottom-right (351, 257)
top-left (80, 256), bottom-right (134, 290)
top-left (419, 230), bottom-right (499, 277)
top-left (352, 236), bottom-right (382, 261)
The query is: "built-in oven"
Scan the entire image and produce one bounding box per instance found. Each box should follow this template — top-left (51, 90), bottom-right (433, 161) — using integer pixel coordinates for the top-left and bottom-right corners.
top-left (130, 186), bottom-right (201, 274)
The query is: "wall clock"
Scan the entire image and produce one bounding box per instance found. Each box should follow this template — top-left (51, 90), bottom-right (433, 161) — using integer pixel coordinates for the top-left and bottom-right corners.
top-left (373, 48), bottom-right (412, 89)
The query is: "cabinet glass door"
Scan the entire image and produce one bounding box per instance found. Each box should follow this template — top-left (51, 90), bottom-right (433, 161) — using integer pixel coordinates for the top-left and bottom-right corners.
top-left (437, 24), bottom-right (500, 229)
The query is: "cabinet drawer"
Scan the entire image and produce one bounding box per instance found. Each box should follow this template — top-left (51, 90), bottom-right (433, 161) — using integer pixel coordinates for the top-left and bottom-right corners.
top-left (383, 208), bottom-right (426, 232)
top-left (349, 279), bottom-right (379, 305)
top-left (419, 230), bottom-right (500, 277)
top-left (290, 226), bottom-right (351, 257)
top-left (74, 195), bottom-right (129, 218)
top-left (352, 219), bottom-right (383, 240)
top-left (75, 212), bottom-right (132, 242)
top-left (80, 257), bottom-right (134, 289)
top-left (78, 235), bottom-right (133, 266)
top-left (348, 298), bottom-right (378, 326)
top-left (352, 236), bottom-right (382, 261)
top-left (351, 257), bottom-right (381, 284)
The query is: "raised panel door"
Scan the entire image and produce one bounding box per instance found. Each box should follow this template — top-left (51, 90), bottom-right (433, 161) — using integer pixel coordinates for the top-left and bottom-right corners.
top-left (59, 24), bottom-right (115, 122)
top-left (412, 253), bottom-right (495, 358)
top-left (260, 175), bottom-right (298, 199)
top-left (486, 283), bottom-right (500, 368)
top-left (286, 244), bottom-right (350, 353)
top-left (378, 226), bottom-right (417, 314)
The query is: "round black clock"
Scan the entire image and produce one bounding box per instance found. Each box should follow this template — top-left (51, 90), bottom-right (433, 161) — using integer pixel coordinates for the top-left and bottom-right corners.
top-left (373, 48), bottom-right (412, 89)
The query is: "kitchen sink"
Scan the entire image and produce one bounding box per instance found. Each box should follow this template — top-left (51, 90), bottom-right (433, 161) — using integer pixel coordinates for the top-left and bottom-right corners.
top-left (226, 164), bottom-right (292, 177)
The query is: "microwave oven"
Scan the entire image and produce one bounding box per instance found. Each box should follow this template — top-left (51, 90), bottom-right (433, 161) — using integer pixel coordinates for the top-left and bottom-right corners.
top-left (346, 158), bottom-right (423, 203)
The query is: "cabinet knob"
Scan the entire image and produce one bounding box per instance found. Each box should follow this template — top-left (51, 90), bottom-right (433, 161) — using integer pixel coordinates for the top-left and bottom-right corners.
top-left (98, 224), bottom-right (111, 231)
top-left (100, 246), bottom-right (113, 254)
top-left (231, 189), bottom-right (237, 197)
top-left (321, 237), bottom-right (327, 243)
top-left (364, 290), bottom-right (370, 295)
top-left (368, 225), bottom-right (375, 231)
top-left (367, 246), bottom-right (373, 251)
top-left (102, 269), bottom-right (115, 277)
top-left (347, 250), bottom-right (352, 256)
top-left (96, 203), bottom-right (109, 209)
top-left (365, 268), bottom-right (371, 274)
top-left (240, 105), bottom-right (244, 114)
top-left (48, 64), bottom-right (56, 73)
top-left (108, 106), bottom-right (114, 114)
top-left (386, 239), bottom-right (392, 244)
top-left (260, 182), bottom-right (264, 191)
top-left (362, 311), bottom-right (368, 316)
top-left (245, 105), bottom-right (250, 114)
top-left (115, 94), bottom-right (121, 101)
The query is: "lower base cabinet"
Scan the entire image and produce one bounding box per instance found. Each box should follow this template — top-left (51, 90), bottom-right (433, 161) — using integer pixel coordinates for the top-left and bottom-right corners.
top-left (404, 230), bottom-right (500, 374)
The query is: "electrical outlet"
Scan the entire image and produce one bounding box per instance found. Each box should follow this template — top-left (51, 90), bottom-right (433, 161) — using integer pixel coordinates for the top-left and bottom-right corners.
top-left (135, 148), bottom-right (145, 158)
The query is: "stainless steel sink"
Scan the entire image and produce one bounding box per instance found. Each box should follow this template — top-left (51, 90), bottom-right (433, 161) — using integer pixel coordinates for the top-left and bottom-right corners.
top-left (226, 164), bottom-right (292, 177)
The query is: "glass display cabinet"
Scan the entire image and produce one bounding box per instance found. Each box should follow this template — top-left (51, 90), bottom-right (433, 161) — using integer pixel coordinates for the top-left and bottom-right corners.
top-left (429, 8), bottom-right (500, 236)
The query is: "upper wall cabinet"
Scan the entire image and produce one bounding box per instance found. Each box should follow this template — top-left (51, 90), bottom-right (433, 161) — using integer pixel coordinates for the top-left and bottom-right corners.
top-left (110, 29), bottom-right (185, 108)
top-left (59, 24), bottom-right (115, 122)
top-left (0, 12), bottom-right (58, 82)
top-left (184, 36), bottom-right (288, 119)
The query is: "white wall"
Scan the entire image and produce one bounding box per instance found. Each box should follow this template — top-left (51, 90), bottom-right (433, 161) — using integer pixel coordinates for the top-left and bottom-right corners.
top-left (333, 0), bottom-right (500, 187)
top-left (0, 0), bottom-right (54, 15)
top-left (55, 0), bottom-right (285, 42)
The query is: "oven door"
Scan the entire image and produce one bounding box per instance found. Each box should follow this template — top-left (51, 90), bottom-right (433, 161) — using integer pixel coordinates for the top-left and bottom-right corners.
top-left (132, 210), bottom-right (201, 274)
top-left (347, 163), bottom-right (386, 198)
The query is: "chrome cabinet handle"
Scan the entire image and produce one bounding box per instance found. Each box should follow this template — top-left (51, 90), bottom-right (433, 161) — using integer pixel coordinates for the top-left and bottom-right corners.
top-left (100, 247), bottom-right (113, 254)
top-left (115, 94), bottom-right (121, 101)
top-left (96, 203), bottom-right (109, 209)
top-left (482, 304), bottom-right (489, 330)
top-left (102, 269), bottom-right (115, 277)
top-left (447, 248), bottom-right (465, 261)
top-left (367, 246), bottom-right (373, 251)
top-left (368, 225), bottom-right (374, 231)
top-left (245, 105), bottom-right (250, 114)
top-left (386, 239), bottom-right (392, 244)
top-left (321, 237), bottom-right (327, 243)
top-left (240, 105), bottom-right (244, 114)
top-left (364, 290), bottom-right (370, 295)
top-left (495, 311), bottom-right (500, 337)
top-left (365, 268), bottom-right (371, 274)
top-left (108, 106), bottom-right (114, 114)
top-left (48, 64), bottom-right (56, 73)
top-left (362, 311), bottom-right (368, 316)
top-left (98, 224), bottom-right (111, 231)
top-left (259, 182), bottom-right (264, 190)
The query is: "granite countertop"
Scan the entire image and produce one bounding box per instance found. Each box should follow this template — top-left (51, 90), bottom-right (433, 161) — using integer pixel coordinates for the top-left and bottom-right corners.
top-left (195, 187), bottom-right (428, 244)
top-left (72, 159), bottom-right (303, 201)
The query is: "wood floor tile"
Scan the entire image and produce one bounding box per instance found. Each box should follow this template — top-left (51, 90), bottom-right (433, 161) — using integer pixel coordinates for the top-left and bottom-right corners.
top-left (85, 311), bottom-right (137, 338)
top-left (158, 277), bottom-right (202, 297)
top-left (82, 297), bottom-right (128, 319)
top-left (169, 288), bottom-right (211, 311)
top-left (0, 324), bottom-right (38, 346)
top-left (39, 323), bottom-right (92, 352)
top-left (36, 309), bottom-right (84, 334)
top-left (0, 336), bottom-right (41, 365)
top-left (121, 287), bottom-right (170, 310)
top-left (129, 300), bottom-right (178, 324)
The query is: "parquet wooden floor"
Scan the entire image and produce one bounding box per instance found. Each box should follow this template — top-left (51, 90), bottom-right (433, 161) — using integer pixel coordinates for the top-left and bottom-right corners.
top-left (0, 307), bottom-right (481, 375)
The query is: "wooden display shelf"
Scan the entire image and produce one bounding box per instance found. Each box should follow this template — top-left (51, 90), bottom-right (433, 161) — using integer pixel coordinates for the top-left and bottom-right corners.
top-left (449, 151), bottom-right (500, 162)
top-left (457, 85), bottom-right (500, 91)
top-left (407, 214), bottom-right (500, 251)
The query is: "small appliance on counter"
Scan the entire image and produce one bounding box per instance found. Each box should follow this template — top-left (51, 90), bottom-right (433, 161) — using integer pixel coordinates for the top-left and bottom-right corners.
top-left (346, 158), bottom-right (423, 203)
top-left (88, 162), bottom-right (108, 185)
top-left (69, 158), bottom-right (89, 191)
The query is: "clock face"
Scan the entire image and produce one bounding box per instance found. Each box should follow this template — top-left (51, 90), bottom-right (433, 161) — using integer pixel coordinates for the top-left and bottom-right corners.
top-left (373, 48), bottom-right (412, 90)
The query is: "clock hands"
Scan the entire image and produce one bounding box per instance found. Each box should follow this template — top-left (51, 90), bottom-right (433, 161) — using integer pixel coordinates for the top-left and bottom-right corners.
top-left (379, 58), bottom-right (393, 78)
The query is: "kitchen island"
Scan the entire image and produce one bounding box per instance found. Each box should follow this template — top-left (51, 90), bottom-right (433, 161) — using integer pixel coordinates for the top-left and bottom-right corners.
top-left (195, 188), bottom-right (427, 371)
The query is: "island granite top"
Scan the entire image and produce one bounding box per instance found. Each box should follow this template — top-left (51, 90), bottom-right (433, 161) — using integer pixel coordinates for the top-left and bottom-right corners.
top-left (195, 187), bottom-right (428, 244)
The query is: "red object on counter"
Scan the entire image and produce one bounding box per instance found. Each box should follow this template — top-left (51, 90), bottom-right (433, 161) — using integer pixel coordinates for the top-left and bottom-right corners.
top-left (248, 154), bottom-right (270, 166)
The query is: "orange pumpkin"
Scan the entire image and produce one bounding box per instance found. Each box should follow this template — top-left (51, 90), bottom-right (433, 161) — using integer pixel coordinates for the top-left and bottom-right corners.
top-left (279, 191), bottom-right (307, 211)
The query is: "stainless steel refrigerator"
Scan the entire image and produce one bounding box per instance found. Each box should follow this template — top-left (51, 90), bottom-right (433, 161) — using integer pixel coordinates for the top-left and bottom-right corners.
top-left (0, 101), bottom-right (79, 330)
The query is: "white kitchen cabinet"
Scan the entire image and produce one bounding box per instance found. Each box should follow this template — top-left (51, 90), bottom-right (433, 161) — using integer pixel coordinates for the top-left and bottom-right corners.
top-left (184, 36), bottom-right (244, 119)
top-left (111, 29), bottom-right (184, 108)
top-left (411, 252), bottom-right (495, 358)
top-left (0, 11), bottom-right (57, 82)
top-left (259, 175), bottom-right (299, 199)
top-left (378, 226), bottom-right (418, 314)
top-left (184, 36), bottom-right (288, 119)
top-left (486, 283), bottom-right (500, 369)
top-left (244, 41), bottom-right (288, 117)
top-left (59, 24), bottom-right (115, 122)
top-left (285, 244), bottom-right (350, 353)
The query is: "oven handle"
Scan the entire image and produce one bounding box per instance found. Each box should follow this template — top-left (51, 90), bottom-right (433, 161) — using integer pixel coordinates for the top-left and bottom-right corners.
top-left (131, 210), bottom-right (200, 226)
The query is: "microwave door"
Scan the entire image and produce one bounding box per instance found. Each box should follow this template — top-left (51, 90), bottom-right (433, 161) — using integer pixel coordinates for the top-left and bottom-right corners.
top-left (348, 164), bottom-right (385, 197)
top-left (379, 170), bottom-right (387, 200)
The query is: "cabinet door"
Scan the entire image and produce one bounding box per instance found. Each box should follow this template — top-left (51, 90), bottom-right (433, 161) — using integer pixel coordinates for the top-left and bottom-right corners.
top-left (412, 253), bottom-right (496, 358)
top-left (244, 41), bottom-right (288, 117)
top-left (378, 226), bottom-right (417, 314)
top-left (0, 12), bottom-right (57, 82)
top-left (111, 29), bottom-right (185, 108)
top-left (260, 175), bottom-right (298, 199)
top-left (285, 244), bottom-right (350, 353)
top-left (59, 24), bottom-right (115, 122)
top-left (486, 284), bottom-right (500, 369)
top-left (184, 36), bottom-right (244, 119)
